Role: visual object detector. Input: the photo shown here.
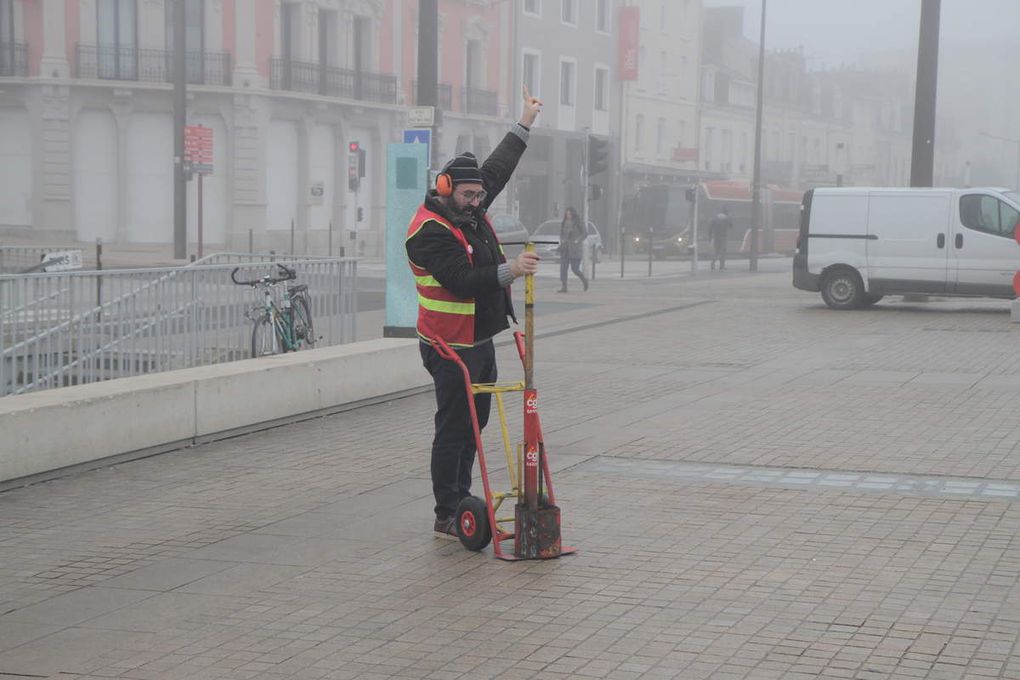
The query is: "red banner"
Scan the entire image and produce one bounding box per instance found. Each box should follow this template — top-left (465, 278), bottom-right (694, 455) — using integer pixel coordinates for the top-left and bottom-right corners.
top-left (618, 6), bottom-right (639, 81)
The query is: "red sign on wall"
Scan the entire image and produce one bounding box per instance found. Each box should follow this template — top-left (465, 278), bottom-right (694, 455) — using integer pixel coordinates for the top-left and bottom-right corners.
top-left (618, 6), bottom-right (640, 81)
top-left (184, 125), bottom-right (214, 174)
top-left (672, 147), bottom-right (699, 162)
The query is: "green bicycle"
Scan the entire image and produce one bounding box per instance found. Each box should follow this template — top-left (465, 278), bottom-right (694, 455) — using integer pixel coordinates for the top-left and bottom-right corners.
top-left (232, 263), bottom-right (316, 357)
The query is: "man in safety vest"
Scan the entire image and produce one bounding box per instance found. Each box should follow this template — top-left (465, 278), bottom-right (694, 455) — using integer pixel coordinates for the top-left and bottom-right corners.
top-left (407, 86), bottom-right (542, 539)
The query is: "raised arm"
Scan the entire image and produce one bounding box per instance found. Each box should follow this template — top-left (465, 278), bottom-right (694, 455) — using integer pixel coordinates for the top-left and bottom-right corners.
top-left (479, 85), bottom-right (543, 211)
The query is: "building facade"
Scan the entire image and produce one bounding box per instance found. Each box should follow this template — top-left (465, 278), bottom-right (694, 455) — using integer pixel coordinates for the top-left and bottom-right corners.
top-left (0, 0), bottom-right (519, 257)
top-left (512, 0), bottom-right (619, 235)
top-left (699, 6), bottom-right (913, 193)
top-left (0, 0), bottom-right (937, 258)
top-left (620, 0), bottom-right (703, 194)
top-left (399, 0), bottom-right (513, 217)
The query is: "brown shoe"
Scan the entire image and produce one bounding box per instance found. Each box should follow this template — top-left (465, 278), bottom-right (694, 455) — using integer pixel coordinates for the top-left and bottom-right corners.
top-left (433, 516), bottom-right (458, 540)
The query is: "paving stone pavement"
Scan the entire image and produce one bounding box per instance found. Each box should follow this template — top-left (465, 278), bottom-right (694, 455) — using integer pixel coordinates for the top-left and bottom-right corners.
top-left (4, 263), bottom-right (1020, 679)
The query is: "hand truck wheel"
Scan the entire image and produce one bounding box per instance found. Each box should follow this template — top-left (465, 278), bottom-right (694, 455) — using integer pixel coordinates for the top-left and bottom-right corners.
top-left (456, 496), bottom-right (492, 551)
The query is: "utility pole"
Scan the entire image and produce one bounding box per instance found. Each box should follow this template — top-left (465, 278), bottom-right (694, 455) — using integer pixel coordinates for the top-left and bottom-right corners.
top-left (749, 0), bottom-right (766, 272)
top-left (582, 130), bottom-right (590, 239)
top-left (417, 0), bottom-right (439, 169)
top-left (172, 0), bottom-right (187, 259)
top-left (910, 0), bottom-right (941, 188)
top-left (509, 0), bottom-right (521, 217)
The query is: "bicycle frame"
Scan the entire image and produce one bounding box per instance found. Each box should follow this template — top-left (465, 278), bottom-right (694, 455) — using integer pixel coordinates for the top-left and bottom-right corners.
top-left (258, 285), bottom-right (299, 353)
top-left (233, 264), bottom-right (311, 356)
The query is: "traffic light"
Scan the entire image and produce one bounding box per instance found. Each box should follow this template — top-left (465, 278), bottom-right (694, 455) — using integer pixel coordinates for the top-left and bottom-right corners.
top-left (588, 135), bottom-right (609, 177)
top-left (348, 141), bottom-right (361, 191)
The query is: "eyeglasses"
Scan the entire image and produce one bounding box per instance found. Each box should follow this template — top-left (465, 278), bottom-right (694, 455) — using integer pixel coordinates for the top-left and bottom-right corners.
top-left (456, 189), bottom-right (487, 203)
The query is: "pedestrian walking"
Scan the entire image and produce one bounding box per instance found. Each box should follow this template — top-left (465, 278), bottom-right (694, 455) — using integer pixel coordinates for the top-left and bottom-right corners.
top-left (709, 208), bottom-right (732, 270)
top-left (557, 207), bottom-right (588, 292)
top-left (406, 85), bottom-right (543, 539)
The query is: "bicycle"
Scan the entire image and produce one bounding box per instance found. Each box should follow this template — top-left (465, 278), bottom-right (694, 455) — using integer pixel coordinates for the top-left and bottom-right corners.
top-left (231, 263), bottom-right (316, 357)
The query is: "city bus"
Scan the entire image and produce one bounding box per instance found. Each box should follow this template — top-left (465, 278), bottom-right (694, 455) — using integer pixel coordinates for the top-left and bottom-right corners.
top-left (697, 181), bottom-right (803, 255)
top-left (623, 181), bottom-right (803, 258)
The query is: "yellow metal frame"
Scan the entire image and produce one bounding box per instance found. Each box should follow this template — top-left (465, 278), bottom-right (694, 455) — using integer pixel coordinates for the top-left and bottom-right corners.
top-left (470, 381), bottom-right (525, 528)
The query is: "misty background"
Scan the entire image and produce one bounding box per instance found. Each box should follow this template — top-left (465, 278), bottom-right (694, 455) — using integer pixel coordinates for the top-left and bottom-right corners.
top-left (707, 0), bottom-right (1020, 186)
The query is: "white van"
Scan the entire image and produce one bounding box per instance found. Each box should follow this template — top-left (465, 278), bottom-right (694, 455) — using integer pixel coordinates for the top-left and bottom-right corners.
top-left (793, 187), bottom-right (1020, 309)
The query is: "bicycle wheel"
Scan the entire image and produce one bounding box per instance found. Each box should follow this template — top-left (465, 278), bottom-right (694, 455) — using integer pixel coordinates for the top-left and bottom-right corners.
top-left (292, 295), bottom-right (315, 348)
top-left (251, 315), bottom-right (282, 357)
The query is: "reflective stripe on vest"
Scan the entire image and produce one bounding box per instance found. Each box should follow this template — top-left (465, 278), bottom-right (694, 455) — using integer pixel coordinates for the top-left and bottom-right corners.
top-left (406, 205), bottom-right (477, 347)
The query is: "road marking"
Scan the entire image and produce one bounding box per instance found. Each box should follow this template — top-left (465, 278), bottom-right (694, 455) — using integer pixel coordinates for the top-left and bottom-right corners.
top-left (576, 456), bottom-right (1020, 501)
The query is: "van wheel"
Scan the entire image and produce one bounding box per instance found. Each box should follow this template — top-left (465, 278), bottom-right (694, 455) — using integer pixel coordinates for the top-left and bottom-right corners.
top-left (861, 294), bottom-right (884, 307)
top-left (820, 268), bottom-right (864, 310)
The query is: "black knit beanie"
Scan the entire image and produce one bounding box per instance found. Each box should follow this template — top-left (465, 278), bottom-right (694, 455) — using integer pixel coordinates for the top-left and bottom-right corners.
top-left (443, 152), bottom-right (483, 185)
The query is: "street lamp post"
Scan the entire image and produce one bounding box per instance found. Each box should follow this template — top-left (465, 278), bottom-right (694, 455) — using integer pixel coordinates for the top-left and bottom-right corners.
top-left (909, 0), bottom-right (941, 188)
top-left (980, 132), bottom-right (1020, 190)
top-left (172, 0), bottom-right (187, 259)
top-left (749, 0), bottom-right (766, 272)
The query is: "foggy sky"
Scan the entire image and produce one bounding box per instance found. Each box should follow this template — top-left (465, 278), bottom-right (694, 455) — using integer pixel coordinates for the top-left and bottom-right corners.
top-left (703, 0), bottom-right (1019, 69)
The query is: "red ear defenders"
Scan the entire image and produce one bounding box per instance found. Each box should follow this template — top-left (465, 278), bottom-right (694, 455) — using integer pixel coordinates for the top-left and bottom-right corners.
top-left (436, 172), bottom-right (453, 197)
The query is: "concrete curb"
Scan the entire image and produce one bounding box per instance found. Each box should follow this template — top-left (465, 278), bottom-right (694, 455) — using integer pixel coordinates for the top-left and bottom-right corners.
top-left (0, 338), bottom-right (430, 488)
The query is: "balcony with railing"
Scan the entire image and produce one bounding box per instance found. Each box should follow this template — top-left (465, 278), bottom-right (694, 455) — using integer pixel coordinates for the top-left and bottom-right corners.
top-left (461, 87), bottom-right (499, 116)
top-left (75, 45), bottom-right (232, 86)
top-left (411, 81), bottom-right (453, 110)
top-left (270, 58), bottom-right (397, 105)
top-left (0, 41), bottom-right (27, 77)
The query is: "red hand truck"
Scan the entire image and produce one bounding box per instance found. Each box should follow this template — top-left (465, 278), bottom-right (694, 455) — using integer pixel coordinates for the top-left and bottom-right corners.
top-left (428, 245), bottom-right (576, 560)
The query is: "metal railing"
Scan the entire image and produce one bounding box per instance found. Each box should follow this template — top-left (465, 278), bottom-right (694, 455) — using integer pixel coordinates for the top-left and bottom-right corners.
top-left (270, 58), bottom-right (398, 104)
top-left (188, 252), bottom-right (337, 266)
top-left (75, 44), bottom-right (232, 86)
top-left (462, 87), bottom-right (499, 116)
top-left (0, 258), bottom-right (357, 396)
top-left (0, 41), bottom-right (27, 77)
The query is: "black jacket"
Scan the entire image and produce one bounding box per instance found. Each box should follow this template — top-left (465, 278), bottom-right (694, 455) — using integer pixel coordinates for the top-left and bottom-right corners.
top-left (710, 214), bottom-right (733, 242)
top-left (406, 128), bottom-right (528, 344)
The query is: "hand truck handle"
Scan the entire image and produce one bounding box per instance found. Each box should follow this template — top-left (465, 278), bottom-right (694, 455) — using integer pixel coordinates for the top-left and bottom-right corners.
top-left (513, 331), bottom-right (526, 363)
top-left (427, 332), bottom-right (459, 362)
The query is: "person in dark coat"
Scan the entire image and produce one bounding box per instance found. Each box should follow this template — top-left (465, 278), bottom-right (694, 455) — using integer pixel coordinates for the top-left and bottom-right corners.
top-left (557, 207), bottom-right (588, 292)
top-left (406, 86), bottom-right (543, 539)
top-left (709, 208), bottom-right (733, 270)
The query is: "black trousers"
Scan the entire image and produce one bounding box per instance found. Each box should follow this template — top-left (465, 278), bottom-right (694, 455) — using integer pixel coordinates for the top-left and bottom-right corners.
top-left (559, 257), bottom-right (587, 288)
top-left (711, 239), bottom-right (727, 267)
top-left (420, 340), bottom-right (497, 520)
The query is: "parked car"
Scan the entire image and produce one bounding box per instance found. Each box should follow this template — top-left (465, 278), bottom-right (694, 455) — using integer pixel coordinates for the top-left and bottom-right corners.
top-left (530, 219), bottom-right (604, 262)
top-left (487, 214), bottom-right (530, 257)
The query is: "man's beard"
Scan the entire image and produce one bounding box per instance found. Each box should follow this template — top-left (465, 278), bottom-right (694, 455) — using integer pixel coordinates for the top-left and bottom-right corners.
top-left (446, 199), bottom-right (476, 223)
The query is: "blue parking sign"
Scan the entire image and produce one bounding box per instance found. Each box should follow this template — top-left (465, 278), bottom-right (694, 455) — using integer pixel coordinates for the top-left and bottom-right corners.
top-left (403, 129), bottom-right (431, 165)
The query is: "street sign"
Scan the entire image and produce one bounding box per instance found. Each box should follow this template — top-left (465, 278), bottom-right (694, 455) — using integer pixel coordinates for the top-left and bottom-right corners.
top-left (184, 125), bottom-right (214, 175)
top-left (403, 129), bottom-right (431, 165)
top-left (408, 106), bottom-right (435, 128)
top-left (309, 180), bottom-right (324, 205)
top-left (40, 249), bottom-right (83, 272)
